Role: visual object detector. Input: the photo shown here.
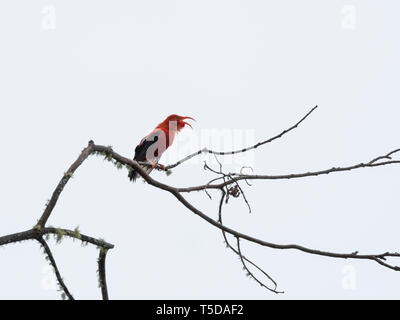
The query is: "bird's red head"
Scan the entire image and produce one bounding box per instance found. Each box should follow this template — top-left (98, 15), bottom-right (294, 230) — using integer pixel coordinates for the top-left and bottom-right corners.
top-left (157, 114), bottom-right (196, 132)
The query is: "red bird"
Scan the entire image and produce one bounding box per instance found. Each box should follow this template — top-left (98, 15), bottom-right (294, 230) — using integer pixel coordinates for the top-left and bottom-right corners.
top-left (128, 114), bottom-right (195, 181)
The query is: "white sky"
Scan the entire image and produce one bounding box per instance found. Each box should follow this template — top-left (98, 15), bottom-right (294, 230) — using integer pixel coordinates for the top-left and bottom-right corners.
top-left (0, 0), bottom-right (399, 299)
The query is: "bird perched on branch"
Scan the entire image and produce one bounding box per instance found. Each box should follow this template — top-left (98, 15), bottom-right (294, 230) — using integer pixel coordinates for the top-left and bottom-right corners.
top-left (128, 114), bottom-right (195, 182)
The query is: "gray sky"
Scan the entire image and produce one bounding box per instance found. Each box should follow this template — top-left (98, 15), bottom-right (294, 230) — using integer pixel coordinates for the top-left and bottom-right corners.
top-left (1, 0), bottom-right (399, 299)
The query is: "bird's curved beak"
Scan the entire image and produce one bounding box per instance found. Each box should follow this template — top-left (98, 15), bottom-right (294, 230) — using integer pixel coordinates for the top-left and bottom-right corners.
top-left (180, 116), bottom-right (196, 129)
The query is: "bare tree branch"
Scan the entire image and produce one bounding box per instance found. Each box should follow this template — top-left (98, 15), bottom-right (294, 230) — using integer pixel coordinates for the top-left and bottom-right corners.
top-left (43, 227), bottom-right (114, 249)
top-left (218, 190), bottom-right (282, 293)
top-left (37, 237), bottom-right (74, 300)
top-left (369, 148), bottom-right (400, 164)
top-left (175, 150), bottom-right (400, 192)
top-left (1, 106), bottom-right (399, 297)
top-left (236, 237), bottom-right (282, 294)
top-left (165, 105), bottom-right (319, 170)
top-left (0, 227), bottom-right (114, 249)
top-left (90, 143), bottom-right (400, 271)
top-left (204, 157), bottom-right (251, 213)
top-left (0, 226), bottom-right (113, 299)
top-left (98, 249), bottom-right (109, 300)
top-left (37, 141), bottom-right (96, 228)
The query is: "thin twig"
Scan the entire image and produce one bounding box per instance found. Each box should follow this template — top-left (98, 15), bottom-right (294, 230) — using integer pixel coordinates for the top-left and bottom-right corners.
top-left (37, 238), bottom-right (74, 300)
top-left (165, 105), bottom-right (319, 170)
top-left (204, 159), bottom-right (252, 213)
top-left (218, 190), bottom-right (282, 293)
top-left (176, 154), bottom-right (400, 193)
top-left (236, 237), bottom-right (283, 294)
top-left (369, 149), bottom-right (400, 164)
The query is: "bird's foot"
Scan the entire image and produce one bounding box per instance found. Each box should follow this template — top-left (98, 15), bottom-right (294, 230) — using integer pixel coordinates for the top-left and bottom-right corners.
top-left (149, 161), bottom-right (166, 171)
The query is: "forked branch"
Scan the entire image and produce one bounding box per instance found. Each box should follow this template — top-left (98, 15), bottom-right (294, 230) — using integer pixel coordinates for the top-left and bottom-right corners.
top-left (1, 106), bottom-right (399, 297)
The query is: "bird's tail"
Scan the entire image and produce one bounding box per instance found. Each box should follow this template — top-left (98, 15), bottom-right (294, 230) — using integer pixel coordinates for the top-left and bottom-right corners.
top-left (128, 169), bottom-right (139, 182)
top-left (128, 165), bottom-right (154, 182)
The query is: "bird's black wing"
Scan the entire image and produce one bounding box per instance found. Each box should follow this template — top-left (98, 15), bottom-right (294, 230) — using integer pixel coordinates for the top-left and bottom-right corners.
top-left (133, 130), bottom-right (162, 162)
top-left (129, 130), bottom-right (164, 182)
